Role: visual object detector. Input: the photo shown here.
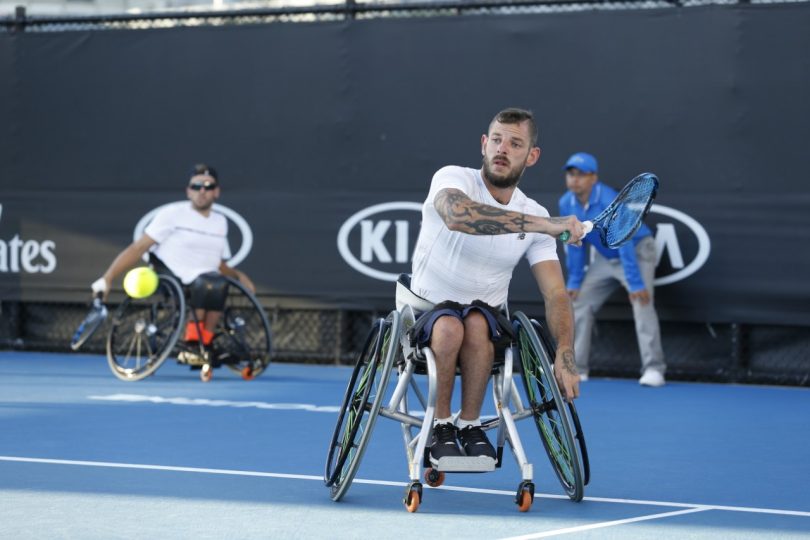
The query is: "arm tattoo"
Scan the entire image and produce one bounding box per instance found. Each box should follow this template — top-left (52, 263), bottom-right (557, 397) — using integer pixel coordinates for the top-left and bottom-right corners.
top-left (435, 189), bottom-right (531, 235)
top-left (561, 349), bottom-right (577, 376)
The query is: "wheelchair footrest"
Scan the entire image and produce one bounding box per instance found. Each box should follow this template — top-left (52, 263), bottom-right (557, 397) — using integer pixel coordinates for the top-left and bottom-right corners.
top-left (432, 456), bottom-right (497, 473)
top-left (177, 351), bottom-right (208, 366)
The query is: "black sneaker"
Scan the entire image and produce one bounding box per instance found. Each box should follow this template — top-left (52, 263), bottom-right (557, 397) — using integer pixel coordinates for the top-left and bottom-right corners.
top-left (458, 425), bottom-right (497, 459)
top-left (430, 423), bottom-right (462, 464)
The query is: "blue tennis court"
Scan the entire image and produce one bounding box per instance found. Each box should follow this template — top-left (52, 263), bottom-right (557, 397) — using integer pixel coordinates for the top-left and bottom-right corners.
top-left (1, 351), bottom-right (808, 539)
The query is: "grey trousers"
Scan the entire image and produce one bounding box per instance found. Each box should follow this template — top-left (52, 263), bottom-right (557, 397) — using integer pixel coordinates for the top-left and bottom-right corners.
top-left (572, 236), bottom-right (666, 376)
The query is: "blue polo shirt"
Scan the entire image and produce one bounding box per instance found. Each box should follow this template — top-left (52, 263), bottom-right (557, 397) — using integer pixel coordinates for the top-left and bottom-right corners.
top-left (559, 182), bottom-right (653, 292)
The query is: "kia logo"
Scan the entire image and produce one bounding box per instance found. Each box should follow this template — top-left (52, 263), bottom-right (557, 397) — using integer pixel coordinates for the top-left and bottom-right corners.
top-left (647, 204), bottom-right (711, 286)
top-left (134, 203), bottom-right (254, 266)
top-left (337, 201), bottom-right (422, 281)
top-left (338, 202), bottom-right (710, 285)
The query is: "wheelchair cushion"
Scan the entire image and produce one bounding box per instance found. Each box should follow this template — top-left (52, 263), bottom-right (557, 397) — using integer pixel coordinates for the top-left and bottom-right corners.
top-left (395, 273), bottom-right (435, 313)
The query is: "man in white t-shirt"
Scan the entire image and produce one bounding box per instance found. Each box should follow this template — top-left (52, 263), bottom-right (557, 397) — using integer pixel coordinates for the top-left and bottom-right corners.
top-left (409, 108), bottom-right (585, 466)
top-left (91, 164), bottom-right (255, 347)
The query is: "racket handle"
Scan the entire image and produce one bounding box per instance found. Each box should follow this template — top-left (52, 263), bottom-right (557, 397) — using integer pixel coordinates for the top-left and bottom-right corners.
top-left (558, 221), bottom-right (594, 242)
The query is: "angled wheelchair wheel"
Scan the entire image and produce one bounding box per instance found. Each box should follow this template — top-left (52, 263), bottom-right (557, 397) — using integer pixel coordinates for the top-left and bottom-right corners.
top-left (211, 277), bottom-right (272, 379)
top-left (106, 274), bottom-right (185, 382)
top-left (513, 311), bottom-right (586, 502)
top-left (324, 311), bottom-right (399, 501)
top-left (531, 317), bottom-right (591, 487)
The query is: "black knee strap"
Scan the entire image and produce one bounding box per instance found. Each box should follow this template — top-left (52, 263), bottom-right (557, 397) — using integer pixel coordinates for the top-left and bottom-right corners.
top-left (189, 272), bottom-right (229, 311)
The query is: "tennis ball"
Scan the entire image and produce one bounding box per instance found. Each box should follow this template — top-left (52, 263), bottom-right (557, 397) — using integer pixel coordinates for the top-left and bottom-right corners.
top-left (123, 267), bottom-right (159, 299)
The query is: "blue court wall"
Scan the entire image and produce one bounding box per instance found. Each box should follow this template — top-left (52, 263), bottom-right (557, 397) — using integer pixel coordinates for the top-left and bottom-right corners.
top-left (0, 3), bottom-right (808, 326)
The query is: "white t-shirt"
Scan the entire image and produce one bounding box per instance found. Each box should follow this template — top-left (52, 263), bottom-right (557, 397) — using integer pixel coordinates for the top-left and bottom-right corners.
top-left (144, 201), bottom-right (231, 284)
top-left (411, 166), bottom-right (558, 307)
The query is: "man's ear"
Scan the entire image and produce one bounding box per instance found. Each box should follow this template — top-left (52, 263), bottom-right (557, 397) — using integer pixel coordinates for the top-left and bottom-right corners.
top-left (526, 146), bottom-right (542, 167)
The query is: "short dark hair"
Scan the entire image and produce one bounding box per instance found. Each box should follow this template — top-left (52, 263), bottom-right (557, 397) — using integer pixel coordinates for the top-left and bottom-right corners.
top-left (489, 108), bottom-right (539, 147)
top-left (189, 163), bottom-right (219, 182)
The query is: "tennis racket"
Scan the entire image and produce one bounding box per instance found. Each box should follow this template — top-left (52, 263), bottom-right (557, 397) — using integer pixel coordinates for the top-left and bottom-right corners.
top-left (70, 295), bottom-right (108, 351)
top-left (559, 172), bottom-right (659, 248)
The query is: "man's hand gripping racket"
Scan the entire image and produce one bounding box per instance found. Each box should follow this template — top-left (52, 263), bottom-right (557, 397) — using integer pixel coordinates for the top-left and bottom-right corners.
top-left (559, 172), bottom-right (659, 248)
top-left (70, 278), bottom-right (110, 351)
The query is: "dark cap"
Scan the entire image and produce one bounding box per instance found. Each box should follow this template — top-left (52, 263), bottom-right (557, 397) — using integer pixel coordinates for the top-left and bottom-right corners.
top-left (189, 163), bottom-right (218, 181)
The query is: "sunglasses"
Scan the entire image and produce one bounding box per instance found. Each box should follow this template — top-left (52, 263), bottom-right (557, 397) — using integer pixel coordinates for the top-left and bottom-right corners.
top-left (188, 181), bottom-right (218, 192)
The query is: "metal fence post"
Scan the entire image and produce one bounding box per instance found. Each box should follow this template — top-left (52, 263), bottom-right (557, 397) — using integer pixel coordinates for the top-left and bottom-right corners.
top-left (730, 323), bottom-right (747, 383)
top-left (335, 309), bottom-right (344, 365)
top-left (13, 5), bottom-right (26, 33)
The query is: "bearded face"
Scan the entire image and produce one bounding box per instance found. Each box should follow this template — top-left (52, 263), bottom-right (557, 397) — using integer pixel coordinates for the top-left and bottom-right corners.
top-left (480, 120), bottom-right (537, 190)
top-left (481, 154), bottom-right (528, 189)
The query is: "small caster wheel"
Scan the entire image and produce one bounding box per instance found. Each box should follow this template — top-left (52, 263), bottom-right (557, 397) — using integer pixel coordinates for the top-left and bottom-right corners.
top-left (424, 468), bottom-right (445, 488)
top-left (241, 365), bottom-right (255, 381)
top-left (200, 364), bottom-right (213, 382)
top-left (516, 481), bottom-right (534, 512)
top-left (403, 482), bottom-right (422, 513)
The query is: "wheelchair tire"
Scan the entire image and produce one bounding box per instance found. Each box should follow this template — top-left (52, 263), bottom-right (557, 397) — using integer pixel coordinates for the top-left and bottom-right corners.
top-left (106, 274), bottom-right (185, 382)
top-left (214, 277), bottom-right (272, 379)
top-left (513, 311), bottom-right (586, 502)
top-left (530, 317), bottom-right (591, 487)
top-left (324, 311), bottom-right (399, 501)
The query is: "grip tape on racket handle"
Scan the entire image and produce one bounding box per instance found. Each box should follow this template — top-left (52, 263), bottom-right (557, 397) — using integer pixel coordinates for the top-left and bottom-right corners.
top-left (558, 221), bottom-right (594, 242)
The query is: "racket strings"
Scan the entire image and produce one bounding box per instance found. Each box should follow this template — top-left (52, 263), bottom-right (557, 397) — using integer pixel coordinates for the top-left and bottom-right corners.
top-left (603, 176), bottom-right (657, 247)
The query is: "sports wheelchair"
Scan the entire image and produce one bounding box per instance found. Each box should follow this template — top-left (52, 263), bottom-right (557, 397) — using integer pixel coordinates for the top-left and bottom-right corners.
top-left (105, 271), bottom-right (272, 383)
top-left (324, 275), bottom-right (589, 512)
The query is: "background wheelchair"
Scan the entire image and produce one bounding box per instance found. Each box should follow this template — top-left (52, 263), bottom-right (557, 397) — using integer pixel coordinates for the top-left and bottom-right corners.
top-left (324, 276), bottom-right (589, 513)
top-left (105, 272), bottom-right (272, 383)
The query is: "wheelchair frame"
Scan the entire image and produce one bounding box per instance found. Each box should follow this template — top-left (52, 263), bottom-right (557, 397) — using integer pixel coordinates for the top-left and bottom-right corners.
top-left (324, 305), bottom-right (590, 513)
top-left (105, 273), bottom-right (272, 382)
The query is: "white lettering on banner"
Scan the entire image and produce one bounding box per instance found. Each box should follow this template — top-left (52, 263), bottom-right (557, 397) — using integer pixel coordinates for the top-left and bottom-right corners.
top-left (649, 204), bottom-right (711, 286)
top-left (337, 201), bottom-right (423, 281)
top-left (0, 204), bottom-right (59, 274)
top-left (360, 220), bottom-right (392, 263)
top-left (134, 202), bottom-right (254, 266)
top-left (337, 201), bottom-right (711, 286)
top-left (654, 224), bottom-right (684, 268)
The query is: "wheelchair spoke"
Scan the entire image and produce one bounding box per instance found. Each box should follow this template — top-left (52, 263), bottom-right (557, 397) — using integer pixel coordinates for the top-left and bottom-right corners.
top-left (515, 311), bottom-right (585, 502)
top-left (215, 279), bottom-right (272, 378)
top-left (325, 312), bottom-right (399, 500)
top-left (106, 275), bottom-right (185, 381)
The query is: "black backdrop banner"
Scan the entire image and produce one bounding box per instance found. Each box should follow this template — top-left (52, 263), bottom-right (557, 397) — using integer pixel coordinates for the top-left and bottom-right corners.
top-left (1, 4), bottom-right (809, 325)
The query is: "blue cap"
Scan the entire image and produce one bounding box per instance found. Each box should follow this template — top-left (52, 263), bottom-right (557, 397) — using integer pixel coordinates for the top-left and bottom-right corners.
top-left (564, 152), bottom-right (598, 173)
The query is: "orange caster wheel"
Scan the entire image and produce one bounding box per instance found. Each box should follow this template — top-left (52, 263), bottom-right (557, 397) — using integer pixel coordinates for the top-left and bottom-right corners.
top-left (241, 366), bottom-right (255, 381)
top-left (516, 481), bottom-right (534, 512)
top-left (424, 468), bottom-right (445, 488)
top-left (403, 482), bottom-right (422, 513)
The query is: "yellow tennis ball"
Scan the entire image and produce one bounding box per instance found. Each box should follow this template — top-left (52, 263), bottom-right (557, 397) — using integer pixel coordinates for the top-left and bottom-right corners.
top-left (123, 267), bottom-right (159, 299)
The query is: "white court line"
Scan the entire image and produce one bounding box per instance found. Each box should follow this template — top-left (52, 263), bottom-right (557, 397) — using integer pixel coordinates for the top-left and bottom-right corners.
top-left (86, 394), bottom-right (492, 419)
top-left (1, 455), bottom-right (808, 519)
top-left (497, 507), bottom-right (711, 539)
top-left (87, 394), bottom-right (340, 413)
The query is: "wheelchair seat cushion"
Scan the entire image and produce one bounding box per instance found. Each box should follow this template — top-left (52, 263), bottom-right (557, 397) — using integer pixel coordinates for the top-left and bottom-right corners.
top-left (395, 273), bottom-right (435, 313)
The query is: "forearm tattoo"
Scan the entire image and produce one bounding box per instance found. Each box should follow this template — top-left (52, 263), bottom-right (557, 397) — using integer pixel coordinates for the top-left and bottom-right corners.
top-left (561, 349), bottom-right (577, 376)
top-left (435, 189), bottom-right (530, 235)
